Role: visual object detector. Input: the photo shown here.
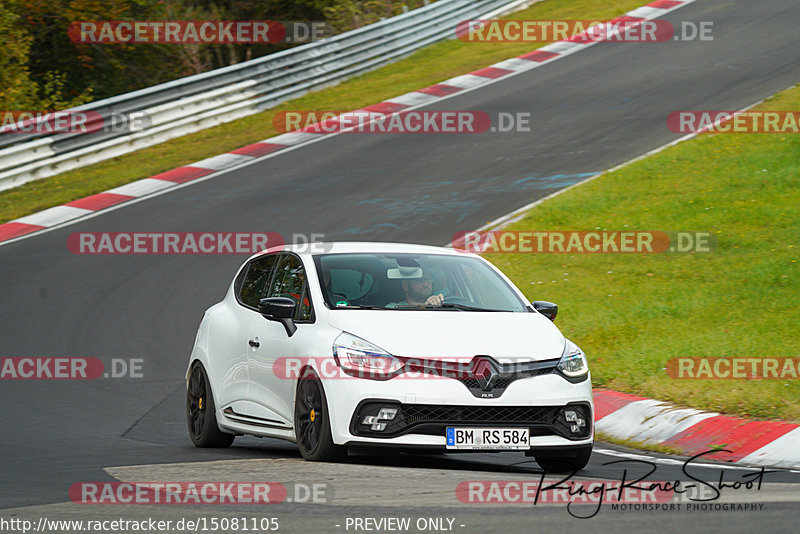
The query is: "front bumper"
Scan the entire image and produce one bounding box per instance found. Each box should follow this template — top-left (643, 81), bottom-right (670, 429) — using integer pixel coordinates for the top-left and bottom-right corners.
top-left (350, 400), bottom-right (591, 440)
top-left (321, 369), bottom-right (594, 448)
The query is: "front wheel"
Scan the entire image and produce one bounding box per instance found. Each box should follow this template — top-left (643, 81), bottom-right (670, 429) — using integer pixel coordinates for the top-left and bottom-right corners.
top-left (294, 368), bottom-right (346, 461)
top-left (534, 445), bottom-right (592, 473)
top-left (186, 361), bottom-right (235, 448)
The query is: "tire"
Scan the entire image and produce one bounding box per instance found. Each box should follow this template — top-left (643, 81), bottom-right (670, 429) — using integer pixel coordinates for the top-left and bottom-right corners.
top-left (294, 368), bottom-right (346, 461)
top-left (186, 361), bottom-right (235, 448)
top-left (534, 445), bottom-right (593, 473)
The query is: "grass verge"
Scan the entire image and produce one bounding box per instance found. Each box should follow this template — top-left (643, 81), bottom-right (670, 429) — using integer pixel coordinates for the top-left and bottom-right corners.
top-left (595, 432), bottom-right (685, 457)
top-left (1, 0), bottom-right (650, 223)
top-left (486, 84), bottom-right (800, 421)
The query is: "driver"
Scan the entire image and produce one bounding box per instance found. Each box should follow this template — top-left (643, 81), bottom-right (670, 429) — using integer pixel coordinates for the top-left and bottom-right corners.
top-left (389, 270), bottom-right (445, 307)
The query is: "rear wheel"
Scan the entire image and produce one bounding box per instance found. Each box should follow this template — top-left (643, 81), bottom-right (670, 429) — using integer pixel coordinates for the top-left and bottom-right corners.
top-left (294, 368), bottom-right (345, 461)
top-left (186, 362), bottom-right (235, 448)
top-left (534, 445), bottom-right (592, 473)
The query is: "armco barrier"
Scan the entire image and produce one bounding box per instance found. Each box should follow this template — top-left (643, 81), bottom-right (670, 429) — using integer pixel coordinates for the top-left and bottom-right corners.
top-left (0, 0), bottom-right (536, 192)
top-left (0, 0), bottom-right (699, 246)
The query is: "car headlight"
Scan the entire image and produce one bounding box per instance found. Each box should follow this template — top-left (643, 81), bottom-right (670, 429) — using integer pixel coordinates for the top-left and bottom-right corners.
top-left (557, 339), bottom-right (589, 379)
top-left (333, 332), bottom-right (402, 379)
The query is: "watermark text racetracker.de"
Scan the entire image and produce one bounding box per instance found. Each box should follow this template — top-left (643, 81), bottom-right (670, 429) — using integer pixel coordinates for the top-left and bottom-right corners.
top-left (1, 110), bottom-right (150, 135)
top-left (68, 20), bottom-right (332, 44)
top-left (0, 516), bottom-right (279, 534)
top-left (455, 19), bottom-right (713, 42)
top-left (667, 357), bottom-right (800, 379)
top-left (668, 111), bottom-right (800, 134)
top-left (276, 356), bottom-right (576, 381)
top-left (0, 357), bottom-right (142, 379)
top-left (67, 232), bottom-right (330, 254)
top-left (273, 110), bottom-right (533, 134)
top-left (451, 231), bottom-right (716, 253)
top-left (69, 481), bottom-right (328, 504)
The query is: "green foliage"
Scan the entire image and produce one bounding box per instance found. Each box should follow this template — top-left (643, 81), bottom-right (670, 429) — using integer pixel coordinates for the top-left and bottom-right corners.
top-left (0, 0), bottom-right (37, 109)
top-left (4, 0), bottom-right (438, 103)
top-left (322, 0), bottom-right (432, 32)
top-left (0, 0), bottom-right (91, 110)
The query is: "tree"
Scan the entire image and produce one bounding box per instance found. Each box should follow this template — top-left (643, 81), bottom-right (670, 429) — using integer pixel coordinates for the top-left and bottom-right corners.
top-left (3, 0), bottom-right (437, 105)
top-left (0, 0), bottom-right (90, 110)
top-left (323, 0), bottom-right (432, 32)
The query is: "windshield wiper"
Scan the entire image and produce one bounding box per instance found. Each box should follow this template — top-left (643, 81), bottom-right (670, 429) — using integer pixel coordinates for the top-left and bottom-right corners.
top-left (393, 303), bottom-right (503, 312)
top-left (331, 304), bottom-right (385, 310)
top-left (439, 303), bottom-right (504, 312)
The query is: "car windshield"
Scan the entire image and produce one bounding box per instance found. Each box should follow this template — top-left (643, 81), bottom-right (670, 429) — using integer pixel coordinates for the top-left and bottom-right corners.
top-left (313, 252), bottom-right (528, 312)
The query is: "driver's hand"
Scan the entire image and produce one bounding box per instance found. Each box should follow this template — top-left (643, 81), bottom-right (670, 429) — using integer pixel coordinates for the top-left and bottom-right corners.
top-left (425, 293), bottom-right (445, 306)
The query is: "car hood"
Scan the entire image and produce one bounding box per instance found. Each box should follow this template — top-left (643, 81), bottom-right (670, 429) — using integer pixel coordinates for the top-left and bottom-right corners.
top-left (326, 310), bottom-right (565, 363)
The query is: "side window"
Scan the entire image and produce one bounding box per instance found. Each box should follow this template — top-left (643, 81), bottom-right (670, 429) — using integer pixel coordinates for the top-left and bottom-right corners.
top-left (238, 255), bottom-right (279, 308)
top-left (267, 255), bottom-right (313, 321)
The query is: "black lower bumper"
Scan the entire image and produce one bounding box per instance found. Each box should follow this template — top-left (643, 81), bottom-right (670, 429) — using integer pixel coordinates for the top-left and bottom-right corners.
top-left (349, 400), bottom-right (593, 441)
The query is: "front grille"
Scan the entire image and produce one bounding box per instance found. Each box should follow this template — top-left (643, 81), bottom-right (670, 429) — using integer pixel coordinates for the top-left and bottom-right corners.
top-left (458, 366), bottom-right (555, 392)
top-left (402, 404), bottom-right (558, 425)
top-left (401, 357), bottom-right (561, 398)
top-left (351, 401), bottom-right (592, 441)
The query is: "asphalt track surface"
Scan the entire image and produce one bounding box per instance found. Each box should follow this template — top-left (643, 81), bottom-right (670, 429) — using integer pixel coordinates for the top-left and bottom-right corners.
top-left (1, 0), bottom-right (800, 531)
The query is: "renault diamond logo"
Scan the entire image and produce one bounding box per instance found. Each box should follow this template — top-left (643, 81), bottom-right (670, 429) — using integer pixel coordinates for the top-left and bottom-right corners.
top-left (471, 357), bottom-right (500, 391)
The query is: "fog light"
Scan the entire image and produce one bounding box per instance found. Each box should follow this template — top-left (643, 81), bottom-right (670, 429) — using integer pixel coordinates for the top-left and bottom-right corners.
top-left (377, 408), bottom-right (397, 420)
top-left (360, 405), bottom-right (400, 431)
top-left (564, 407), bottom-right (587, 434)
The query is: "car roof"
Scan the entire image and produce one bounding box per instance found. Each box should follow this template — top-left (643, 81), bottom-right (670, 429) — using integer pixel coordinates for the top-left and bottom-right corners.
top-left (250, 241), bottom-right (472, 261)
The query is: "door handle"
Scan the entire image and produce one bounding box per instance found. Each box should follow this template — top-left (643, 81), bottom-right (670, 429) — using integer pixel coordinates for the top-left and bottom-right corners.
top-left (248, 339), bottom-right (260, 348)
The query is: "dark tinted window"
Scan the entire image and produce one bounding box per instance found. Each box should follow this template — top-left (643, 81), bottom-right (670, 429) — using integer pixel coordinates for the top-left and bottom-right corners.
top-left (313, 253), bottom-right (527, 311)
top-left (267, 255), bottom-right (312, 321)
top-left (238, 254), bottom-right (279, 308)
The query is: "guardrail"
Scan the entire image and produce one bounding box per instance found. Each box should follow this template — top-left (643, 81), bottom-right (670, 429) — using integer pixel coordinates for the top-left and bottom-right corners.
top-left (0, 0), bottom-right (535, 192)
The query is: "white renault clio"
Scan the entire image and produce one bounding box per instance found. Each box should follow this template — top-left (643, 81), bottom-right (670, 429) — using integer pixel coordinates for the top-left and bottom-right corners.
top-left (186, 242), bottom-right (593, 471)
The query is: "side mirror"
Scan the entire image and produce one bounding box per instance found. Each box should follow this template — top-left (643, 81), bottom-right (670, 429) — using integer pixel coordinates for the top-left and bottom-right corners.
top-left (259, 297), bottom-right (297, 337)
top-left (532, 301), bottom-right (558, 321)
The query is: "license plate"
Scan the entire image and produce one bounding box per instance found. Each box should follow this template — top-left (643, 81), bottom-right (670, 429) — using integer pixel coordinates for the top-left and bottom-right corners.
top-left (446, 427), bottom-right (530, 450)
